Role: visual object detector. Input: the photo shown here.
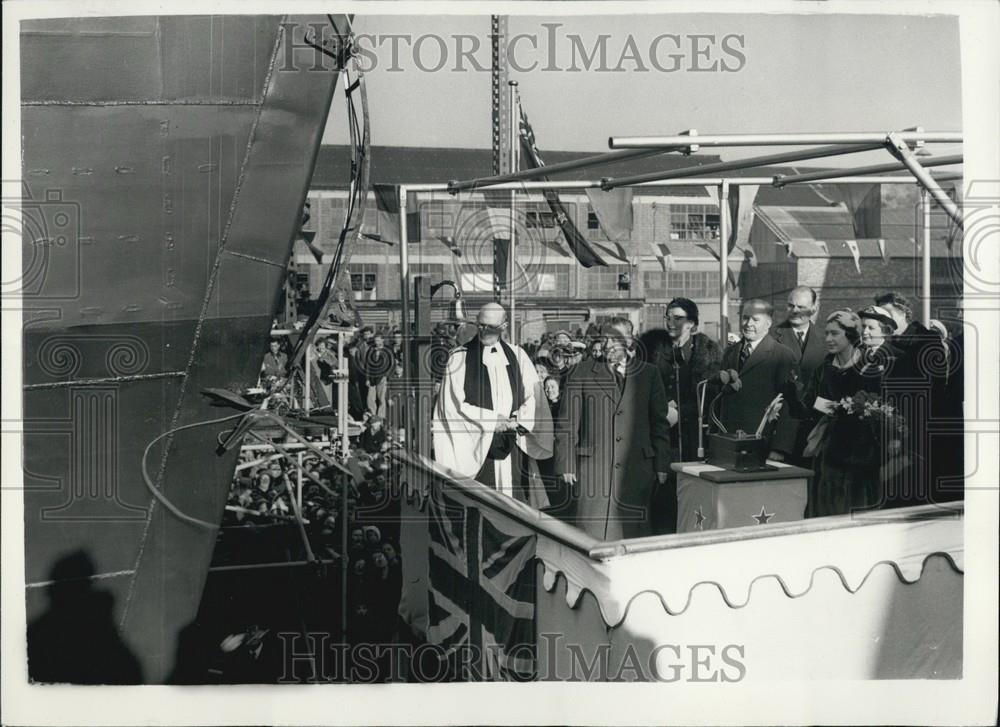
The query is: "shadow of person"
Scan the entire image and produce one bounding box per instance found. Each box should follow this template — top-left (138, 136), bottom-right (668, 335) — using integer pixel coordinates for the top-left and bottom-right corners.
top-left (27, 550), bottom-right (142, 684)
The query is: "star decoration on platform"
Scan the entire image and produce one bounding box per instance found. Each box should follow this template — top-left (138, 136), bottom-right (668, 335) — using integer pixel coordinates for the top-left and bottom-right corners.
top-left (694, 507), bottom-right (706, 530)
top-left (752, 506), bottom-right (774, 525)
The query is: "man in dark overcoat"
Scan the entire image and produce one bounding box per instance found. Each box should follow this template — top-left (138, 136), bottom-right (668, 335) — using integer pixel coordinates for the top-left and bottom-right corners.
top-left (553, 327), bottom-right (671, 540)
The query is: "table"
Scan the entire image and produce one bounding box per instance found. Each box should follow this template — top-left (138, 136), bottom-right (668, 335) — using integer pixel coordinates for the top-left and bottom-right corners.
top-left (672, 460), bottom-right (812, 533)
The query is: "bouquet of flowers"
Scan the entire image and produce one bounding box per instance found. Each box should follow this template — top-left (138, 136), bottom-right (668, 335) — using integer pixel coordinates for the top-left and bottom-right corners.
top-left (829, 390), bottom-right (905, 440)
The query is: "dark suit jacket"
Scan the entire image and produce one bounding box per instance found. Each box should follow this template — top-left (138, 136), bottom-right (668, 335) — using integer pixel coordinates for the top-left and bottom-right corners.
top-left (553, 359), bottom-right (671, 540)
top-left (718, 334), bottom-right (798, 454)
top-left (771, 320), bottom-right (826, 385)
top-left (770, 320), bottom-right (826, 460)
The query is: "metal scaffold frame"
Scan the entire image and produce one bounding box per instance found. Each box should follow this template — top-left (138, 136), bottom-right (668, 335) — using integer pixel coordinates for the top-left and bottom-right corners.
top-left (394, 129), bottom-right (963, 451)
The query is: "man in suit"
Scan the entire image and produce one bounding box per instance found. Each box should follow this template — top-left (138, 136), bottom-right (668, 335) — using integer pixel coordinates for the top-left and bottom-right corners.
top-left (554, 326), bottom-right (671, 540)
top-left (717, 299), bottom-right (797, 461)
top-left (770, 286), bottom-right (826, 466)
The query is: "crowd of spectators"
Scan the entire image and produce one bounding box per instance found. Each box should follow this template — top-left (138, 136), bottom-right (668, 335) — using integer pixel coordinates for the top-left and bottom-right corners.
top-left (219, 409), bottom-right (403, 651)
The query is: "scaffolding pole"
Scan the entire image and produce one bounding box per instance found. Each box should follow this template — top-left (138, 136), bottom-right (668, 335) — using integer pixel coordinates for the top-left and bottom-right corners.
top-left (922, 188), bottom-right (933, 326)
top-left (774, 154), bottom-right (963, 186)
top-left (601, 142), bottom-right (885, 190)
top-left (718, 180), bottom-right (730, 346)
top-left (398, 185), bottom-right (413, 448)
top-left (609, 131), bottom-right (963, 149)
top-left (447, 147), bottom-right (678, 193)
top-left (885, 132), bottom-right (965, 229)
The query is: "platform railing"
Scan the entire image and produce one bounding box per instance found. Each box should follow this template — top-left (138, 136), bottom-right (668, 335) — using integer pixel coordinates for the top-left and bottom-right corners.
top-left (392, 448), bottom-right (963, 560)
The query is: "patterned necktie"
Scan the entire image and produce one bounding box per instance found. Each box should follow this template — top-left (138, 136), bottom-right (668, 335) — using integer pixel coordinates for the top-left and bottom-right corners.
top-left (796, 330), bottom-right (806, 351)
top-left (739, 341), bottom-right (752, 370)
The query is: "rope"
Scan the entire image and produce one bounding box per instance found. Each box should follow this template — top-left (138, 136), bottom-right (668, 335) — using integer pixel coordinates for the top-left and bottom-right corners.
top-left (283, 16), bottom-right (371, 382)
top-left (140, 411), bottom-right (248, 530)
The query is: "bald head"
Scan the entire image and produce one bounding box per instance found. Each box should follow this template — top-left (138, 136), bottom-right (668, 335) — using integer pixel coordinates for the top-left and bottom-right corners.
top-left (476, 303), bottom-right (508, 345)
top-left (477, 303), bottom-right (508, 327)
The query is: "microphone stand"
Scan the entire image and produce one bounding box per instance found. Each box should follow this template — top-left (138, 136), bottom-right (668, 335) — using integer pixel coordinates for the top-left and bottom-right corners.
top-left (696, 379), bottom-right (709, 459)
top-left (672, 345), bottom-right (684, 461)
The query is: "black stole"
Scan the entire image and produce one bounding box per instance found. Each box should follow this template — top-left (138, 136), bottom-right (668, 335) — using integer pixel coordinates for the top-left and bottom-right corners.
top-left (463, 337), bottom-right (525, 460)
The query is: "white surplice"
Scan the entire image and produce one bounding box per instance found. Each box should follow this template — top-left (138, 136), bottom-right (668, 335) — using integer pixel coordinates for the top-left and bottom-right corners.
top-left (432, 340), bottom-right (546, 497)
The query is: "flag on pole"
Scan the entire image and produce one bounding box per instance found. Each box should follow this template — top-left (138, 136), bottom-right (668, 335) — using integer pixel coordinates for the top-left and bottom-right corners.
top-left (519, 107), bottom-right (608, 268)
top-left (697, 243), bottom-right (738, 290)
top-left (493, 238), bottom-right (510, 300)
top-left (704, 184), bottom-right (759, 267)
top-left (728, 184), bottom-right (760, 268)
top-left (649, 202), bottom-right (675, 271)
top-left (591, 241), bottom-right (631, 264)
top-left (944, 182), bottom-right (962, 252)
top-left (845, 239), bottom-right (862, 274)
top-left (296, 200), bottom-right (325, 263)
top-left (427, 483), bottom-right (537, 681)
top-left (828, 183), bottom-right (882, 239)
top-left (585, 188), bottom-right (634, 242)
top-left (437, 235), bottom-right (463, 257)
top-left (650, 241), bottom-right (675, 271)
top-left (369, 184), bottom-right (421, 244)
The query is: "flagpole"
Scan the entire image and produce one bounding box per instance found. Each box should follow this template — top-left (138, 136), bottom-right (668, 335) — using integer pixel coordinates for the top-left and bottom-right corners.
top-left (922, 187), bottom-right (932, 326)
top-left (508, 81), bottom-right (519, 344)
top-left (398, 185), bottom-right (412, 446)
top-left (718, 181), bottom-right (730, 346)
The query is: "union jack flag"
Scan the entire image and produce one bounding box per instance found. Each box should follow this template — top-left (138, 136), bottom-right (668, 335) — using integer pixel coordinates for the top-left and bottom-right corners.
top-left (518, 106), bottom-right (608, 268)
top-left (427, 483), bottom-right (537, 681)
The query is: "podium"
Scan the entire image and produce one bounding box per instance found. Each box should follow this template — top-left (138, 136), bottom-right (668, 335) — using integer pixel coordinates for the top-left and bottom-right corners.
top-left (672, 460), bottom-right (811, 533)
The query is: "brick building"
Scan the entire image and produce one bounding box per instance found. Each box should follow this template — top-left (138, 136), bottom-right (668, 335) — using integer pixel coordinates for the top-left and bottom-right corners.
top-left (296, 146), bottom-right (962, 341)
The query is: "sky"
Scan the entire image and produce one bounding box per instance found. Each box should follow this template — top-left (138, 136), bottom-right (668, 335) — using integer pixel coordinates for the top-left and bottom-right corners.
top-left (322, 12), bottom-right (962, 167)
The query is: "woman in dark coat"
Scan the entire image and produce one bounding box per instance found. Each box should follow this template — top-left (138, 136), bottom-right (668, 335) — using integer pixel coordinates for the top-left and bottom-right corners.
top-left (801, 310), bottom-right (886, 518)
top-left (858, 305), bottom-right (913, 509)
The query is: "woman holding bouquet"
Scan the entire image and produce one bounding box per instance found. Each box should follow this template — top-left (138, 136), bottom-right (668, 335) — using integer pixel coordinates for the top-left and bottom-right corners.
top-left (801, 310), bottom-right (885, 517)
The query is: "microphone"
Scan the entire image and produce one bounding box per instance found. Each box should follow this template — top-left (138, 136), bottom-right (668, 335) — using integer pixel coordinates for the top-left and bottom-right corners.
top-left (696, 379), bottom-right (709, 459)
top-left (710, 369), bottom-right (742, 391)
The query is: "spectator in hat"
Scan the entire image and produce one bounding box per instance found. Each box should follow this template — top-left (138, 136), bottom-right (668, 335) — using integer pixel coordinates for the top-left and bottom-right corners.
top-left (360, 415), bottom-right (388, 454)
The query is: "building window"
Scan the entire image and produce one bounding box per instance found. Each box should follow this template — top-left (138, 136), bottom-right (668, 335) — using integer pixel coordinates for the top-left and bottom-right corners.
top-left (587, 211), bottom-right (600, 230)
top-left (526, 210), bottom-right (556, 229)
top-left (642, 270), bottom-right (716, 300)
top-left (589, 265), bottom-right (632, 295)
top-left (459, 265), bottom-right (494, 294)
top-left (349, 263), bottom-right (380, 299)
top-left (421, 201), bottom-right (454, 236)
top-left (669, 204), bottom-right (721, 241)
top-left (411, 263), bottom-right (446, 288)
top-left (530, 264), bottom-right (570, 297)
